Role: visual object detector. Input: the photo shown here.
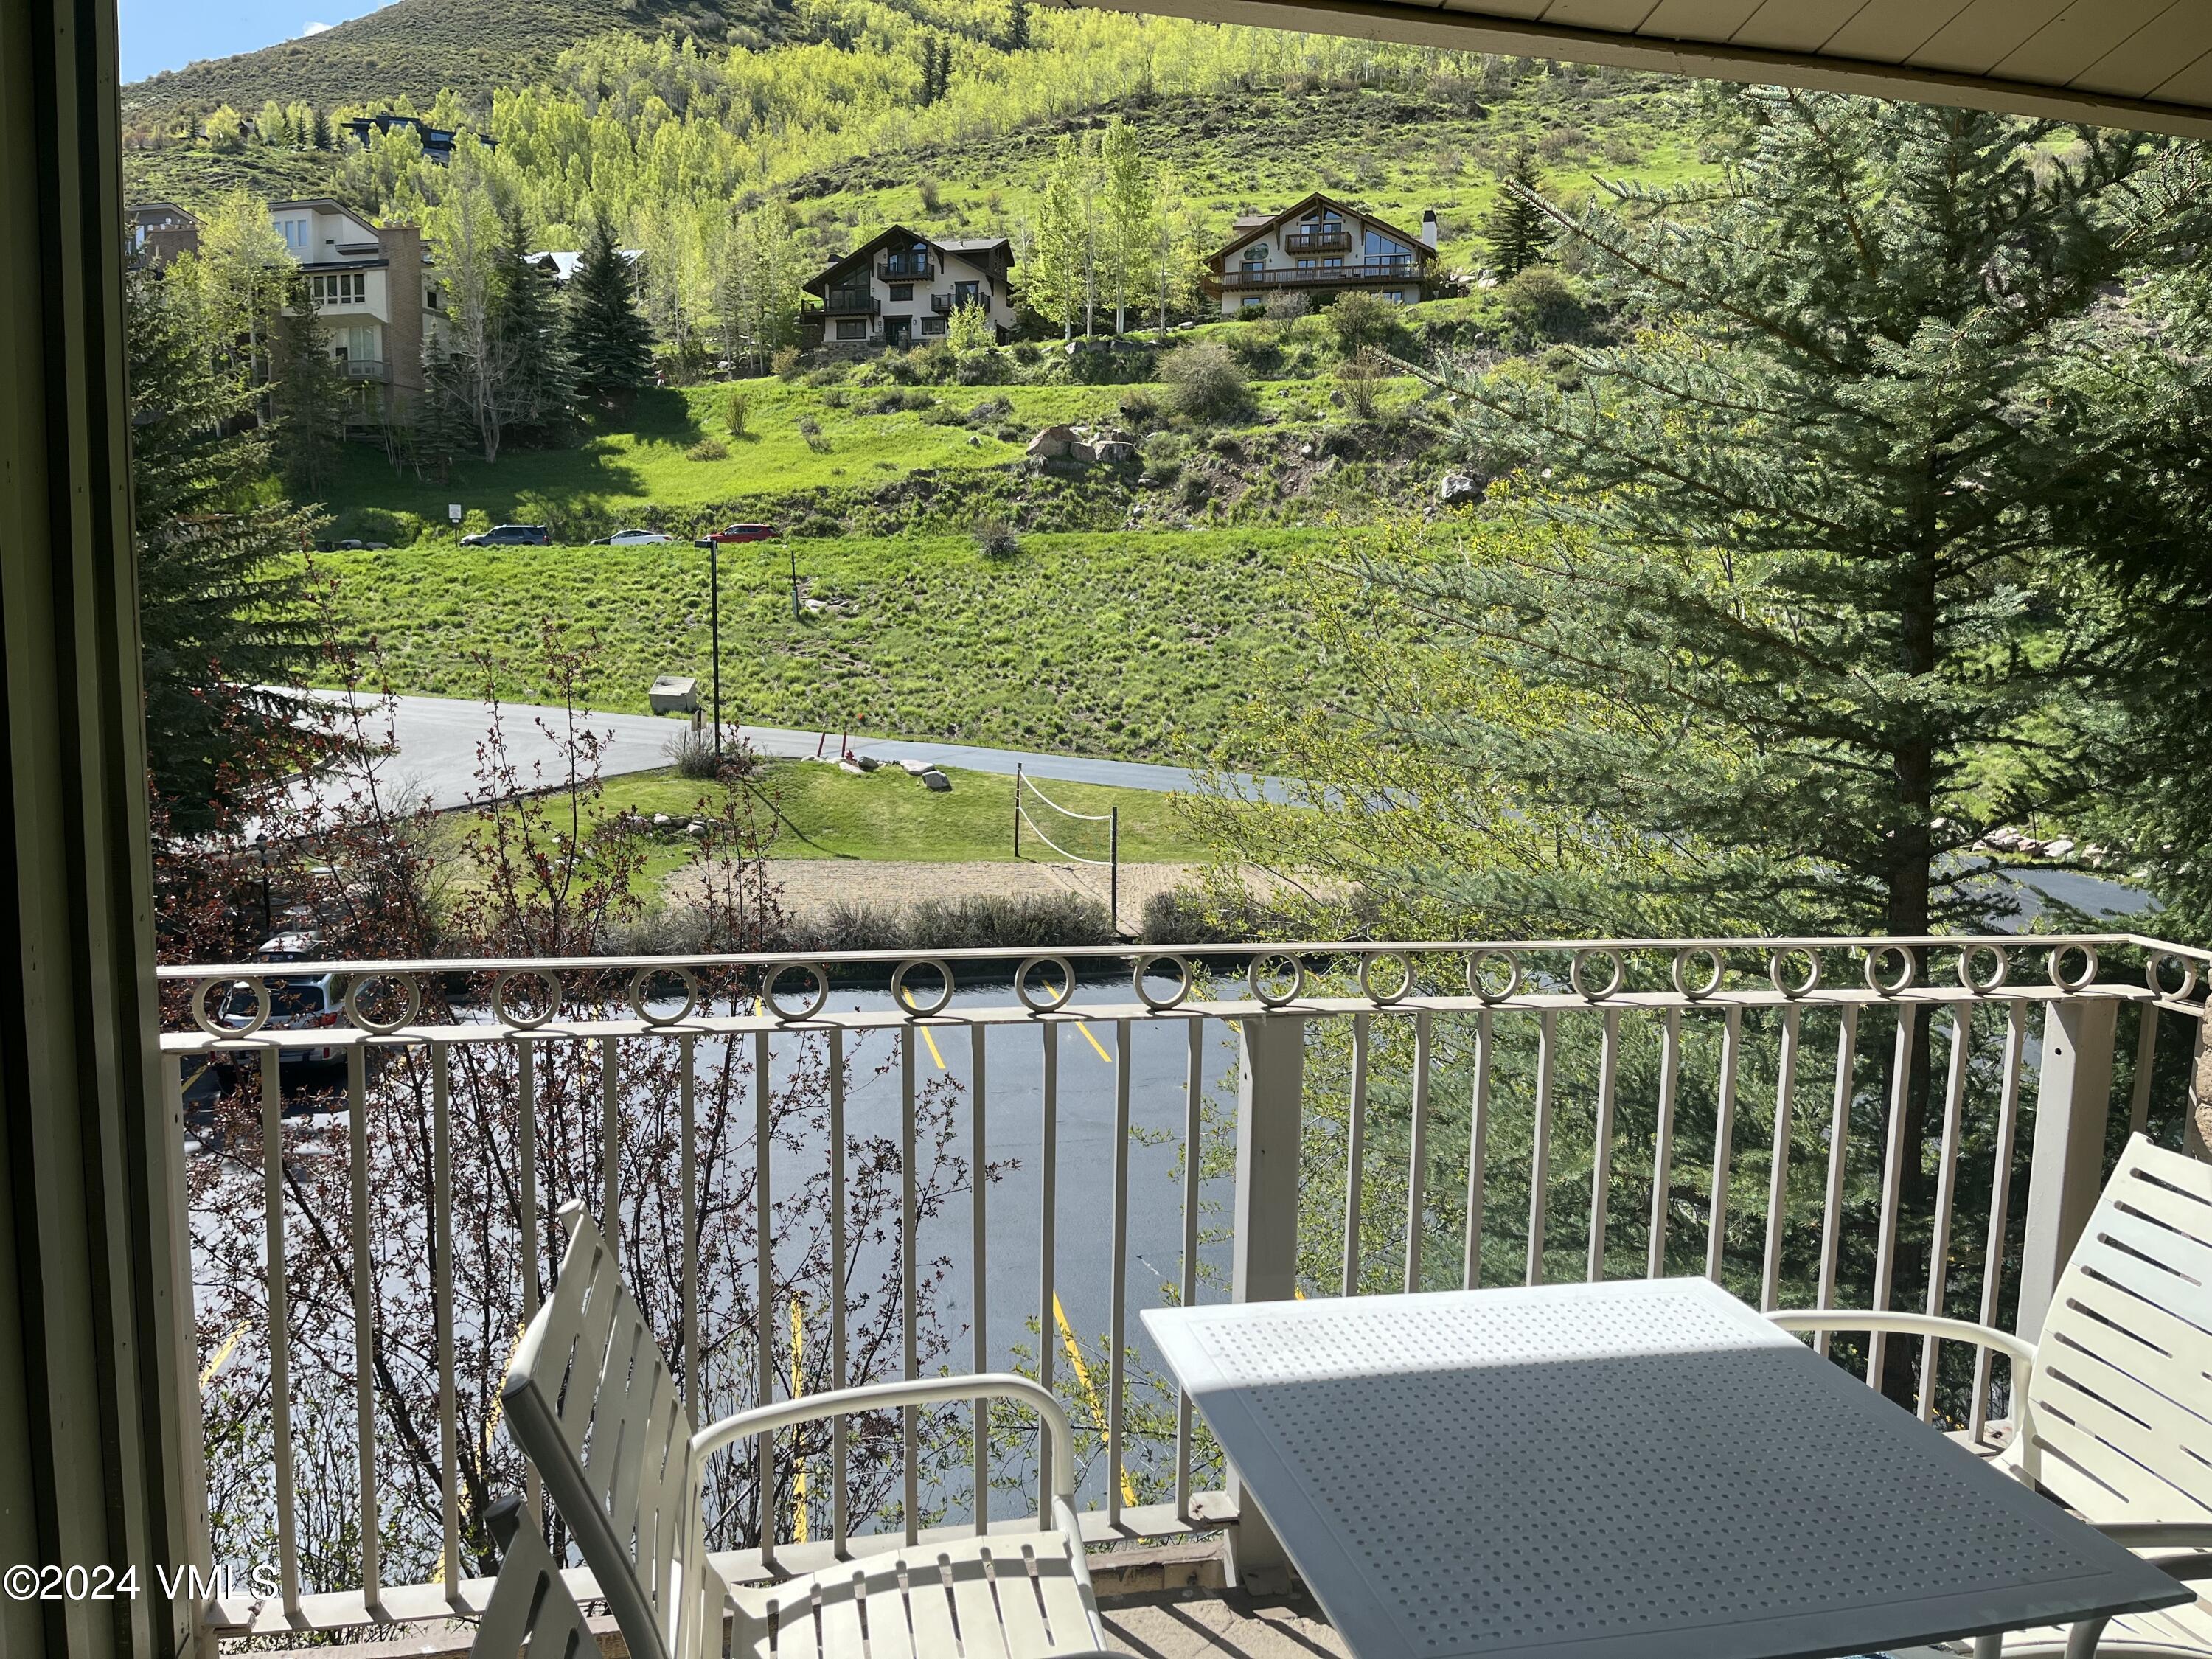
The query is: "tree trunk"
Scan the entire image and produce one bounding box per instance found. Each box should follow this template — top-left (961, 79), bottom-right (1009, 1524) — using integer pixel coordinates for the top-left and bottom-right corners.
top-left (1876, 550), bottom-right (1939, 1408)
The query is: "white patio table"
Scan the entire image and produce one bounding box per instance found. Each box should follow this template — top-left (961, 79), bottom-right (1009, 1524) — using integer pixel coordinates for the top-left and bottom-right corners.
top-left (1144, 1279), bottom-right (2188, 1659)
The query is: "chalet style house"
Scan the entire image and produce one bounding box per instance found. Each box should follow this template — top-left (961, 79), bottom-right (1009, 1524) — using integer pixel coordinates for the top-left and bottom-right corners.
top-left (804, 226), bottom-right (1016, 347)
top-left (1204, 193), bottom-right (1439, 314)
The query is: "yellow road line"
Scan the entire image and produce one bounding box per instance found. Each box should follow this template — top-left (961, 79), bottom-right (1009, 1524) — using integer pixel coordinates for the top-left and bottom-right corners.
top-left (1046, 981), bottom-right (1114, 1064)
top-left (437, 1319), bottom-right (528, 1587)
top-left (895, 986), bottom-right (950, 1071)
top-left (1052, 1293), bottom-right (1138, 1509)
top-left (482, 1321), bottom-right (527, 1464)
top-left (199, 1321), bottom-right (250, 1391)
top-left (790, 1301), bottom-right (809, 1543)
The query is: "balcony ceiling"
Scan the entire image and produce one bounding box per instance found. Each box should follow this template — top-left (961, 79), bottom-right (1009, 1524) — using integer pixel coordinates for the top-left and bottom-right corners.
top-left (1074, 0), bottom-right (2212, 141)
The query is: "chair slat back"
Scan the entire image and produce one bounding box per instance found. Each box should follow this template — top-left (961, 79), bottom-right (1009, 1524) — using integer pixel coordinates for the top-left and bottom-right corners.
top-left (2026, 1134), bottom-right (2212, 1521)
top-left (470, 1496), bottom-right (600, 1659)
top-left (501, 1202), bottom-right (727, 1659)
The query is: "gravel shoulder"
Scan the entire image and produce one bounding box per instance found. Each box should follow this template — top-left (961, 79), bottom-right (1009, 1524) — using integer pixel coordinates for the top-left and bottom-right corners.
top-left (664, 859), bottom-right (1326, 919)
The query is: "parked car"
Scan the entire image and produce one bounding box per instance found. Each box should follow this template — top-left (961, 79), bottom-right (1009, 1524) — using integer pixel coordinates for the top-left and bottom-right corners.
top-left (460, 524), bottom-right (552, 546)
top-left (591, 529), bottom-right (674, 545)
top-left (210, 933), bottom-right (351, 1088)
top-left (693, 522), bottom-right (778, 548)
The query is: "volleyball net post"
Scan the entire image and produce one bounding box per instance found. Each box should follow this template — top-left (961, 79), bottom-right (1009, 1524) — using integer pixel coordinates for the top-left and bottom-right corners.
top-left (1011, 765), bottom-right (1124, 936)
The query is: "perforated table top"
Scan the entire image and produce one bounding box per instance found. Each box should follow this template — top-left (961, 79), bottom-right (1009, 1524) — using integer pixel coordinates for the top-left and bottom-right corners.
top-left (1144, 1279), bottom-right (2188, 1659)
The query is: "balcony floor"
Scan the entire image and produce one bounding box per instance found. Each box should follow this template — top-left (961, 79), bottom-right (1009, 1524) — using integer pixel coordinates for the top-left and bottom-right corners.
top-left (1102, 1587), bottom-right (1345, 1659)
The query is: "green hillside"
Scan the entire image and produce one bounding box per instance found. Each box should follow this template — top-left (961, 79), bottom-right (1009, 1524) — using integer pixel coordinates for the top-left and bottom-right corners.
top-left (313, 528), bottom-right (1371, 761)
top-left (122, 0), bottom-right (785, 120)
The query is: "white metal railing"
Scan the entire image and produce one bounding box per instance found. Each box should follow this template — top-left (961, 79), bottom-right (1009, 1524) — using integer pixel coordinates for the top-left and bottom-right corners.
top-left (156, 933), bottom-right (2212, 1640)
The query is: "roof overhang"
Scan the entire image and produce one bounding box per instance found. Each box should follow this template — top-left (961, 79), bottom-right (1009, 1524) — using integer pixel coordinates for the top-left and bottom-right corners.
top-left (1060, 1), bottom-right (2212, 142)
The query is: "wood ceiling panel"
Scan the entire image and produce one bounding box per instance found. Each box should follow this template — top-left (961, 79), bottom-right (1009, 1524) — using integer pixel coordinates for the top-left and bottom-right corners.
top-left (1635, 0), bottom-right (1765, 39)
top-left (1907, 0), bottom-right (2073, 75)
top-left (2146, 44), bottom-right (2212, 105)
top-left (1823, 0), bottom-right (1972, 63)
top-left (1429, 0), bottom-right (1557, 19)
top-left (1538, 0), bottom-right (1663, 28)
top-left (1728, 0), bottom-right (1876, 54)
top-left (1989, 2), bottom-right (2174, 90)
top-left (1086, 0), bottom-right (2212, 138)
top-left (2073, 7), bottom-right (2212, 97)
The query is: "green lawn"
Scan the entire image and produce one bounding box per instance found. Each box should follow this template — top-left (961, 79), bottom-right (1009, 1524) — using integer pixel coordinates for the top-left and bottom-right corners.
top-left (316, 526), bottom-right (1363, 764)
top-left (324, 380), bottom-right (1127, 540)
top-left (596, 760), bottom-right (1208, 870)
top-left (319, 369), bottom-right (1430, 543)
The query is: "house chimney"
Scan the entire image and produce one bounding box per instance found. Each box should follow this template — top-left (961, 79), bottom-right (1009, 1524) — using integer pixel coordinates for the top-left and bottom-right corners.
top-left (1420, 209), bottom-right (1439, 250)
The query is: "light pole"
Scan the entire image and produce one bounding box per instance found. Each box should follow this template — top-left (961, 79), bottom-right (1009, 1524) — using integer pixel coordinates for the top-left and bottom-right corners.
top-left (709, 539), bottom-right (723, 762)
top-left (785, 532), bottom-right (801, 622)
top-left (254, 832), bottom-right (272, 936)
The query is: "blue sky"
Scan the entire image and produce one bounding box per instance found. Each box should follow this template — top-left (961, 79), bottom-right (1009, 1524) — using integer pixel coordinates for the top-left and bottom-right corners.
top-left (120, 0), bottom-right (393, 81)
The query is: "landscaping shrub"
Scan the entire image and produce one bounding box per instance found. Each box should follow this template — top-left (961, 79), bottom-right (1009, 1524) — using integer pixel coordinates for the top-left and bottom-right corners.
top-left (1337, 348), bottom-right (1385, 419)
top-left (1119, 389), bottom-right (1162, 430)
top-left (971, 516), bottom-right (1020, 559)
top-left (1326, 289), bottom-right (1408, 356)
top-left (1207, 431), bottom-right (1244, 458)
top-left (772, 346), bottom-right (804, 379)
top-left (664, 726), bottom-right (723, 779)
top-left (796, 414), bottom-right (831, 452)
top-left (1161, 341), bottom-right (1253, 422)
top-left (952, 347), bottom-right (1010, 385)
top-left (966, 395), bottom-right (1015, 425)
top-left (1263, 290), bottom-right (1310, 323)
top-left (686, 437), bottom-right (729, 462)
top-left (722, 389), bottom-right (751, 439)
top-left (782, 893), bottom-right (1114, 954)
top-left (1498, 265), bottom-right (1587, 341)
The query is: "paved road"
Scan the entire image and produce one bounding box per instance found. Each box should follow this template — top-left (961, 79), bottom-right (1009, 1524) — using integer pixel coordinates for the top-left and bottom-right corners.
top-left (291, 691), bottom-right (1288, 813)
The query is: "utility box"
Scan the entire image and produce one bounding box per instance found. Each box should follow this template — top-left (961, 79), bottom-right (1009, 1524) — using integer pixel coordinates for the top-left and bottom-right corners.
top-left (648, 675), bottom-right (698, 714)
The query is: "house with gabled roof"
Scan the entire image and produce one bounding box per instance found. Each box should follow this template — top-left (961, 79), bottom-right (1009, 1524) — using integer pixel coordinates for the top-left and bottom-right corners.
top-left (802, 226), bottom-right (1015, 348)
top-left (1204, 192), bottom-right (1439, 316)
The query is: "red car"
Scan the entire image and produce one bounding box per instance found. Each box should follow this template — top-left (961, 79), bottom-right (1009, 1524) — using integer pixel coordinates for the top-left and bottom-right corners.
top-left (695, 522), bottom-right (777, 546)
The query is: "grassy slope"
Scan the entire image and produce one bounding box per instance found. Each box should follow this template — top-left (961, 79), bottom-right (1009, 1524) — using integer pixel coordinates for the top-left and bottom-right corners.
top-left (599, 761), bottom-right (1208, 869)
top-left (321, 369), bottom-right (1427, 537)
top-left (317, 526), bottom-right (1349, 760)
top-left (335, 380), bottom-right (1127, 528)
top-left (122, 0), bottom-right (782, 118)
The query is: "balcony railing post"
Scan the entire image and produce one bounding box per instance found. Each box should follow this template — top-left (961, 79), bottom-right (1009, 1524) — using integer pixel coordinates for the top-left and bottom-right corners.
top-left (2015, 997), bottom-right (2119, 1341)
top-left (2190, 1014), bottom-right (2212, 1160)
top-left (1224, 1011), bottom-right (1304, 1589)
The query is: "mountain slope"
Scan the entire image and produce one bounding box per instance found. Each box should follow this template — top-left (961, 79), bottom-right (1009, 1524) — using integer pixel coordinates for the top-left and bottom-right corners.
top-left (123, 0), bottom-right (787, 117)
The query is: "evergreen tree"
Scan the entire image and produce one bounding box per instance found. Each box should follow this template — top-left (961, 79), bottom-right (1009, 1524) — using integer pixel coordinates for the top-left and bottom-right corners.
top-left (491, 203), bottom-right (572, 444)
top-left (1482, 146), bottom-right (1554, 279)
top-left (126, 255), bottom-right (323, 832)
top-left (565, 218), bottom-right (654, 401)
top-left (1398, 93), bottom-right (2208, 936)
top-left (267, 273), bottom-right (348, 498)
top-left (1004, 0), bottom-right (1029, 50)
top-left (1346, 91), bottom-right (2211, 1398)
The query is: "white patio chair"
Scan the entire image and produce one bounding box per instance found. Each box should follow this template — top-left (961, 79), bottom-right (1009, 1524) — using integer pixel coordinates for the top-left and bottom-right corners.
top-left (1771, 1133), bottom-right (2212, 1659)
top-left (470, 1199), bottom-right (1111, 1659)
